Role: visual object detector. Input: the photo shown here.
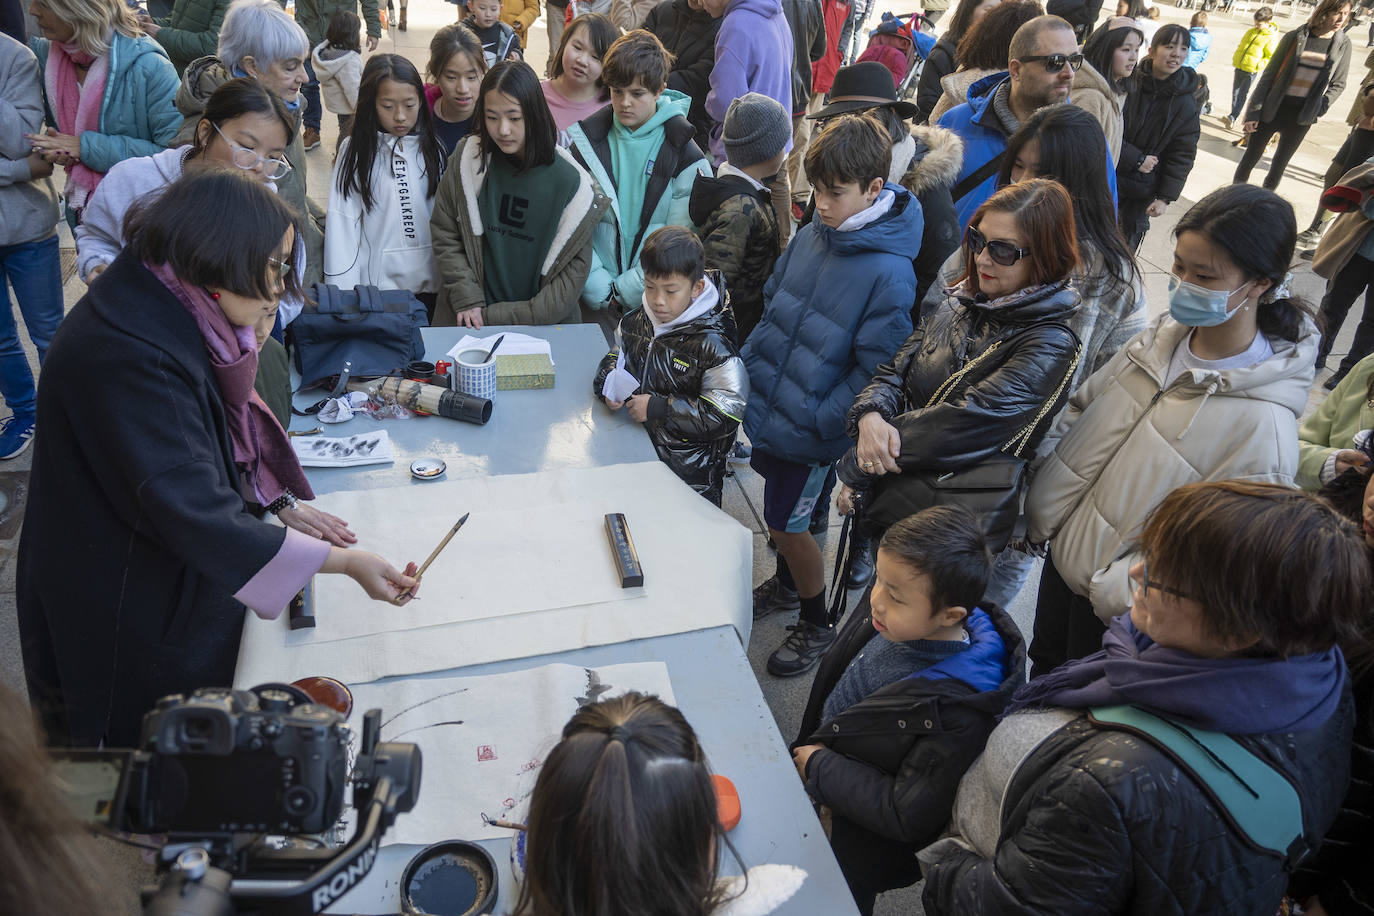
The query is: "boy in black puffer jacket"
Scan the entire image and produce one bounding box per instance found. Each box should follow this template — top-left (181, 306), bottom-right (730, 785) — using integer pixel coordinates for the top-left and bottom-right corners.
top-left (593, 228), bottom-right (747, 505)
top-left (792, 506), bottom-right (1025, 916)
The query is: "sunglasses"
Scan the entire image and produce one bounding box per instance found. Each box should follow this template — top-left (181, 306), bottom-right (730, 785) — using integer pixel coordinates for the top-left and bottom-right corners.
top-left (965, 226), bottom-right (1031, 267)
top-left (1019, 52), bottom-right (1085, 73)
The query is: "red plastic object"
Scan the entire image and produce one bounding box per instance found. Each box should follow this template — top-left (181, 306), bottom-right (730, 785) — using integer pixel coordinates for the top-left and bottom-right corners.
top-left (713, 774), bottom-right (741, 831)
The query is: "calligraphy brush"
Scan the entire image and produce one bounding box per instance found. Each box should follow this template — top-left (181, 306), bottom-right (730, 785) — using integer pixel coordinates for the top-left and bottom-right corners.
top-left (394, 512), bottom-right (469, 604)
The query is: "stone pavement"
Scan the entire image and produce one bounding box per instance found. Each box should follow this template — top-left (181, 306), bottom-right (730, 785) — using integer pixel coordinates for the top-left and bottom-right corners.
top-left (0, 3), bottom-right (1369, 911)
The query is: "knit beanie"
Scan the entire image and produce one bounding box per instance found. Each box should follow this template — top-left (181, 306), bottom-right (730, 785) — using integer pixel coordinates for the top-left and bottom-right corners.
top-left (723, 93), bottom-right (792, 167)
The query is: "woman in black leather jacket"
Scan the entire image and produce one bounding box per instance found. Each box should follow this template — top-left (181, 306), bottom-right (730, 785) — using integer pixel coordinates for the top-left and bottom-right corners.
top-left (920, 480), bottom-right (1364, 916)
top-left (836, 178), bottom-right (1082, 550)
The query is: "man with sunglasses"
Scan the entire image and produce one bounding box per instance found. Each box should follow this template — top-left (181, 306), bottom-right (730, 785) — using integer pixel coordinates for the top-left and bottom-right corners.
top-left (938, 14), bottom-right (1114, 227)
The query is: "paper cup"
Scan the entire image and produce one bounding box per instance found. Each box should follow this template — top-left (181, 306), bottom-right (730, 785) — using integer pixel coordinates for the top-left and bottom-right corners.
top-left (456, 348), bottom-right (497, 400)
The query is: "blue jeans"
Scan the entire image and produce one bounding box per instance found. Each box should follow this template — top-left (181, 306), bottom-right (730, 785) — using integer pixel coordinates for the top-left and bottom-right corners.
top-left (982, 546), bottom-right (1036, 610)
top-left (1229, 68), bottom-right (1254, 122)
top-left (839, 0), bottom-right (875, 65)
top-left (0, 234), bottom-right (63, 423)
top-left (302, 57), bottom-right (322, 132)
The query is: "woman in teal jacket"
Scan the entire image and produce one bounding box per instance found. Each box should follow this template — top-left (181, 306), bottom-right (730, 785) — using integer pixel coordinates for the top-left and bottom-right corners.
top-left (26, 0), bottom-right (179, 225)
top-left (567, 82), bottom-right (709, 319)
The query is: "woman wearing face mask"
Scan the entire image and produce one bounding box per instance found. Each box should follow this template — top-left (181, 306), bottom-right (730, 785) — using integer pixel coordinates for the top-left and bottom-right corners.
top-left (1115, 23), bottom-right (1201, 252)
top-left (1024, 183), bottom-right (1320, 676)
top-left (1234, 0), bottom-right (1352, 190)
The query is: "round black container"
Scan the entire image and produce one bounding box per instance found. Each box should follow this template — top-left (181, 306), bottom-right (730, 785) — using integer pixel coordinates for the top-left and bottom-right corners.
top-left (406, 360), bottom-right (438, 383)
top-left (401, 841), bottom-right (498, 916)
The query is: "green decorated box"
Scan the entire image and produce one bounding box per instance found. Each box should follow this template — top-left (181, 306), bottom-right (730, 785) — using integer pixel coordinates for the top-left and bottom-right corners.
top-left (495, 353), bottom-right (555, 390)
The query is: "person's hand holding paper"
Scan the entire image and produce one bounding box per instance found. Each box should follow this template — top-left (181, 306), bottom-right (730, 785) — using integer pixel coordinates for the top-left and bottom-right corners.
top-left (601, 350), bottom-right (641, 406)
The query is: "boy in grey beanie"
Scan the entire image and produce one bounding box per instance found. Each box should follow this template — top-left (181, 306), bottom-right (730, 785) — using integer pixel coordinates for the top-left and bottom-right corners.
top-left (687, 92), bottom-right (789, 344)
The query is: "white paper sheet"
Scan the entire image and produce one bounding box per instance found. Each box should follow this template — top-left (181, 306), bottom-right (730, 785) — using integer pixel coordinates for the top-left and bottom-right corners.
top-left (292, 431), bottom-right (394, 467)
top-left (600, 350), bottom-right (641, 403)
top-left (297, 494), bottom-right (645, 645)
top-left (446, 333), bottom-right (555, 366)
top-left (345, 661), bottom-right (675, 843)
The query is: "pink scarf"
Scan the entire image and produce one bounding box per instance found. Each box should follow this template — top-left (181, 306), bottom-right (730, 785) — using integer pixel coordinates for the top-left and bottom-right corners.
top-left (45, 39), bottom-right (110, 207)
top-left (148, 261), bottom-right (315, 507)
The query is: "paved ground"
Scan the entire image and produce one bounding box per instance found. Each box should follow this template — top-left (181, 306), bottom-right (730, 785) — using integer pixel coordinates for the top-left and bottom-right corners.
top-left (0, 2), bottom-right (1365, 912)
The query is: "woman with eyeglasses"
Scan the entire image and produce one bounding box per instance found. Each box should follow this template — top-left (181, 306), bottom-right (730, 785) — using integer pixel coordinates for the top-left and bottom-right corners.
top-left (17, 170), bottom-right (419, 749)
top-left (1025, 184), bottom-right (1320, 676)
top-left (1115, 22), bottom-right (1201, 253)
top-left (834, 178), bottom-right (1082, 559)
top-left (921, 479), bottom-right (1362, 916)
top-left (23, 0), bottom-right (180, 226)
top-left (75, 78), bottom-right (303, 424)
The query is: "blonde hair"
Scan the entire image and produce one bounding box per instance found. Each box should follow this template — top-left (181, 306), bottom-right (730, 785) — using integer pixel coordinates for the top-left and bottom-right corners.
top-left (39, 0), bottom-right (141, 58)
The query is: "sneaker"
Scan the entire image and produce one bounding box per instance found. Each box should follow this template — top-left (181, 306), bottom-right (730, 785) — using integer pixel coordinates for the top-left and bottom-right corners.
top-left (1220, 115), bottom-right (1233, 130)
top-left (0, 417), bottom-right (34, 459)
top-left (752, 575), bottom-right (800, 620)
top-left (1296, 227), bottom-right (1324, 248)
top-left (302, 128), bottom-right (321, 151)
top-left (729, 441), bottom-right (752, 465)
top-left (767, 621), bottom-right (837, 677)
top-left (1300, 248), bottom-right (1316, 261)
top-left (1325, 367), bottom-right (1350, 391)
top-left (845, 543), bottom-right (875, 590)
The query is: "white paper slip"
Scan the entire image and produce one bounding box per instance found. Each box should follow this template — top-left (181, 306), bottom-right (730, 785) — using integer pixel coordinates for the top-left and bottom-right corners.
top-left (600, 349), bottom-right (641, 403)
top-left (291, 431), bottom-right (394, 467)
top-left (447, 332), bottom-right (555, 366)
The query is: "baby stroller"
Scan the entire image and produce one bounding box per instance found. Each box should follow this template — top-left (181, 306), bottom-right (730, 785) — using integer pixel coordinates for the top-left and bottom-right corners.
top-left (857, 11), bottom-right (937, 101)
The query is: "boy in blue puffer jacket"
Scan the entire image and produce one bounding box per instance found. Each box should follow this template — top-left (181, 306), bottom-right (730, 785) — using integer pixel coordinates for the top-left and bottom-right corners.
top-left (743, 112), bottom-right (920, 678)
top-left (569, 29), bottom-right (711, 331)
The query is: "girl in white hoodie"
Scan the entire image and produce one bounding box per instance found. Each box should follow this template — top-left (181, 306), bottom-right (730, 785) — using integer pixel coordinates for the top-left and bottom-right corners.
top-left (325, 54), bottom-right (445, 316)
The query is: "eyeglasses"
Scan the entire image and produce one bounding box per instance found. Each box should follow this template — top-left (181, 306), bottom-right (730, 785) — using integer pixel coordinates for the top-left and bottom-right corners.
top-left (213, 123), bottom-right (293, 180)
top-left (266, 255), bottom-right (289, 284)
top-left (1019, 52), bottom-right (1085, 73)
top-left (1135, 560), bottom-right (1194, 601)
top-left (965, 225), bottom-right (1031, 267)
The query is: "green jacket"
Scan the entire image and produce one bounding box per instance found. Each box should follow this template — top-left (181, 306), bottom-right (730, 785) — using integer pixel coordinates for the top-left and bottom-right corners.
top-left (1298, 353), bottom-right (1374, 490)
top-left (430, 136), bottom-right (609, 326)
top-left (567, 90), bottom-right (710, 313)
top-left (295, 0), bottom-right (382, 47)
top-left (154, 0), bottom-right (232, 74)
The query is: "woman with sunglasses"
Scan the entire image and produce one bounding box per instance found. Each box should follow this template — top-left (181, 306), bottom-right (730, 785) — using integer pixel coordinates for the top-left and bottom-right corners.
top-left (17, 170), bottom-right (419, 748)
top-left (921, 479), bottom-right (1362, 916)
top-left (1026, 183), bottom-right (1320, 676)
top-left (1115, 22), bottom-right (1201, 253)
top-left (835, 178), bottom-right (1082, 556)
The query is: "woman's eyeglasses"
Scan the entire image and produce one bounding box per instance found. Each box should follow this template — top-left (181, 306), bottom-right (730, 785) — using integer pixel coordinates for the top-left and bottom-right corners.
top-left (965, 226), bottom-right (1031, 267)
top-left (1136, 560), bottom-right (1194, 601)
top-left (213, 124), bottom-right (293, 181)
top-left (266, 256), bottom-right (289, 284)
top-left (1019, 52), bottom-right (1085, 73)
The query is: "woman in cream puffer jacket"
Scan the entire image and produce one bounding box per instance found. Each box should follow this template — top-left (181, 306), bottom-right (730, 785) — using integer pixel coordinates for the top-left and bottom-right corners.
top-left (1024, 184), bottom-right (1319, 677)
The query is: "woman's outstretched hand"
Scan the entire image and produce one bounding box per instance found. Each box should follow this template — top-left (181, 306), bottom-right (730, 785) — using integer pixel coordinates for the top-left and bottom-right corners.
top-left (279, 502), bottom-right (358, 547)
top-left (856, 411), bottom-right (902, 476)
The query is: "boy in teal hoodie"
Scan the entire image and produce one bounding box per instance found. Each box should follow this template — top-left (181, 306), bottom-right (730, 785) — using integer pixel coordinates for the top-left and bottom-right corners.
top-left (568, 29), bottom-right (712, 320)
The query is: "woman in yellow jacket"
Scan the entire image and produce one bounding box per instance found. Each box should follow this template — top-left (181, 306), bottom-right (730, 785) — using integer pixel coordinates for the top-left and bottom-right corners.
top-left (1224, 6), bottom-right (1279, 127)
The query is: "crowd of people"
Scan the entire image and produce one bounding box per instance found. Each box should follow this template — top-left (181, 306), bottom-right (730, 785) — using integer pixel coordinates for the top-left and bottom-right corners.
top-left (6, 0), bottom-right (1374, 912)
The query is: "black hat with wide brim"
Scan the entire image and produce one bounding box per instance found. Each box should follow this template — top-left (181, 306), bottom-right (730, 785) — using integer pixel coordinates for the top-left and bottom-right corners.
top-left (808, 61), bottom-right (920, 120)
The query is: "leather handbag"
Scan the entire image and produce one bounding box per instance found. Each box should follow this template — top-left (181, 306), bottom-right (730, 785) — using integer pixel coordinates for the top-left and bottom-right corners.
top-left (291, 283), bottom-right (428, 388)
top-left (859, 327), bottom-right (1081, 553)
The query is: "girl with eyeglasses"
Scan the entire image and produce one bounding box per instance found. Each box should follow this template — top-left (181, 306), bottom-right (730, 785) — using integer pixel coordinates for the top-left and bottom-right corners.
top-left (18, 170), bottom-right (419, 749)
top-left (835, 179), bottom-right (1083, 559)
top-left (923, 479), bottom-right (1364, 916)
top-left (1026, 183), bottom-right (1320, 677)
top-left (75, 79), bottom-right (306, 425)
top-left (1115, 23), bottom-right (1201, 253)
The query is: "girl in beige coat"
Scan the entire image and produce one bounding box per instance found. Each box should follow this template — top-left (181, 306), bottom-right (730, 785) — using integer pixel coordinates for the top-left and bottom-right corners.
top-left (1024, 184), bottom-right (1319, 677)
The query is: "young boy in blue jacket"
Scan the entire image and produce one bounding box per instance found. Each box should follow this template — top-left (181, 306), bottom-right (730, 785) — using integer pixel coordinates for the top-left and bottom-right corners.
top-left (569, 29), bottom-right (712, 324)
top-left (791, 506), bottom-right (1025, 915)
top-left (742, 112), bottom-right (920, 677)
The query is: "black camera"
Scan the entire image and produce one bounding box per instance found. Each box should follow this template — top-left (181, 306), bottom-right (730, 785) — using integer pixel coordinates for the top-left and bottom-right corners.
top-left (51, 683), bottom-right (422, 915)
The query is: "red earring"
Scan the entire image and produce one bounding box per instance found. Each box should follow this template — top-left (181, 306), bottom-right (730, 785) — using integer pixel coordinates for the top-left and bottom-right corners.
top-left (210, 291), bottom-right (220, 300)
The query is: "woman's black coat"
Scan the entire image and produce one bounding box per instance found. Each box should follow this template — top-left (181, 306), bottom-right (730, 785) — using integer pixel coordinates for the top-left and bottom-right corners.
top-left (923, 693), bottom-right (1355, 915)
top-left (915, 35), bottom-right (958, 124)
top-left (17, 253), bottom-right (289, 747)
top-left (1248, 24), bottom-right (1352, 127)
top-left (1118, 59), bottom-right (1202, 203)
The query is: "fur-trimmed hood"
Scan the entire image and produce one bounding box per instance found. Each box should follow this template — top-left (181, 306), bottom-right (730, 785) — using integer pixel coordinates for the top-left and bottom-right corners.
top-left (901, 124), bottom-right (964, 197)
